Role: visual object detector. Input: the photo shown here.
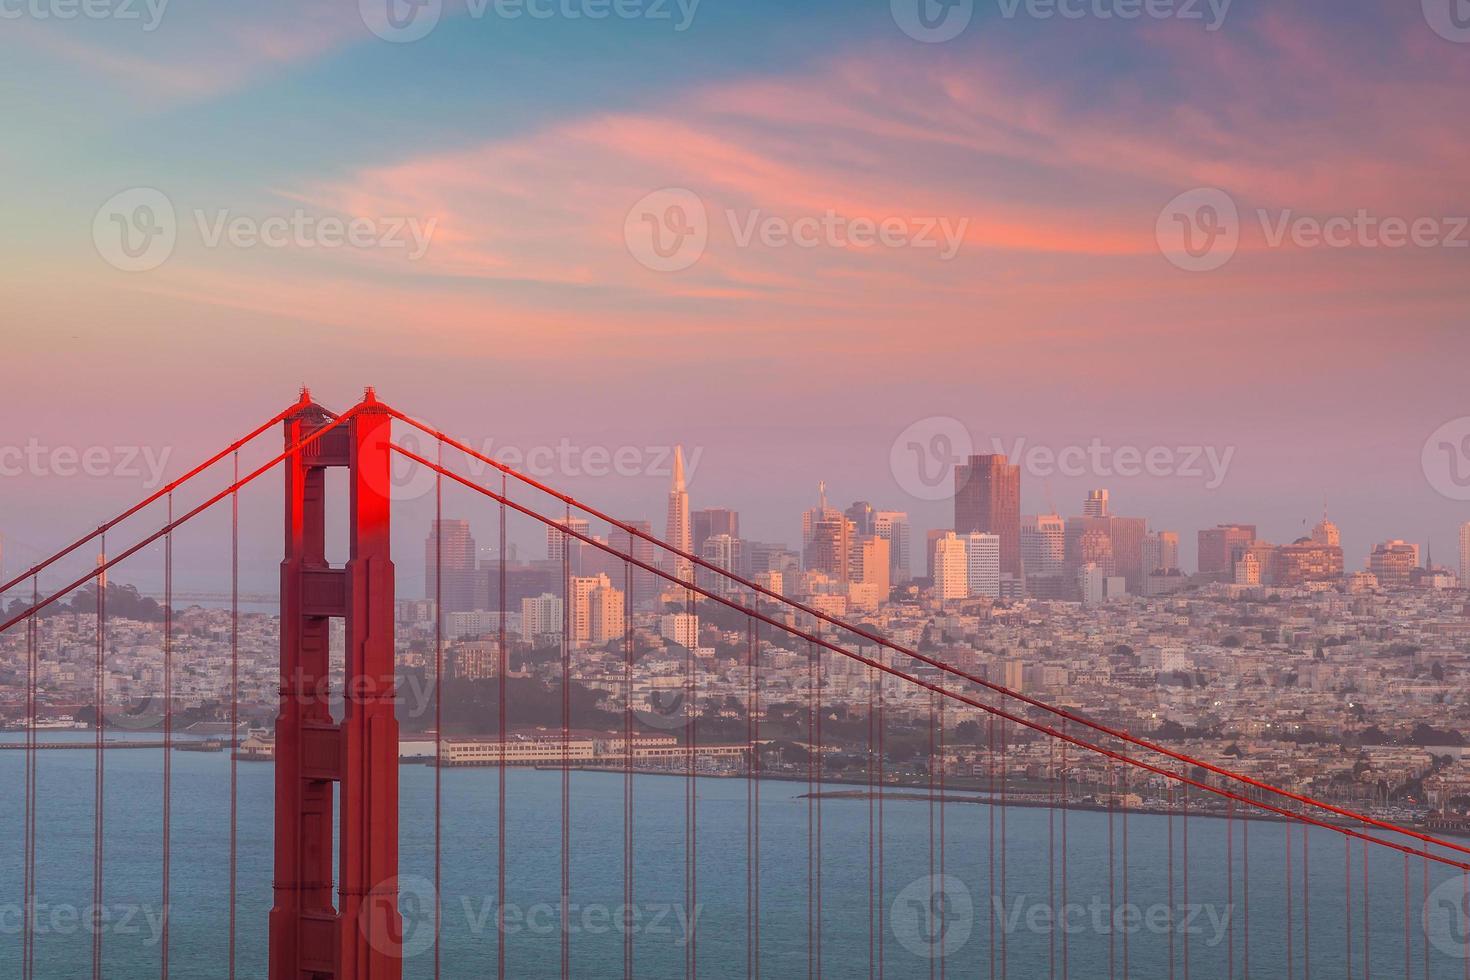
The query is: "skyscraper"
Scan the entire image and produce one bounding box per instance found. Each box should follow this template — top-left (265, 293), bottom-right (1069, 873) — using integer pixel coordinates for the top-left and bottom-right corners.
top-left (692, 508), bottom-right (739, 554)
top-left (932, 532), bottom-right (968, 600)
top-left (874, 511), bottom-right (912, 583)
top-left (965, 532), bottom-right (1001, 598)
top-left (1198, 524), bottom-right (1257, 575)
top-left (611, 520), bottom-right (660, 606)
top-left (954, 454), bottom-right (1021, 578)
top-left (1368, 540), bottom-right (1419, 589)
top-left (1461, 522), bottom-right (1470, 591)
top-left (801, 481), bottom-right (843, 548)
top-left (1143, 530), bottom-right (1180, 572)
top-left (1083, 489), bottom-right (1110, 518)
top-left (665, 446), bottom-right (692, 582)
top-left (1021, 514), bottom-right (1066, 597)
top-left (845, 501), bottom-right (876, 537)
top-left (426, 519), bottom-right (479, 614)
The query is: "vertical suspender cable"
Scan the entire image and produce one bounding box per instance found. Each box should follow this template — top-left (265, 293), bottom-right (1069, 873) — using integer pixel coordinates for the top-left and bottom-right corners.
top-left (1243, 805), bottom-right (1250, 978)
top-left (868, 660), bottom-right (876, 980)
top-left (877, 649), bottom-right (885, 980)
top-left (93, 530), bottom-right (106, 980)
top-left (687, 584), bottom-right (698, 980)
top-left (1061, 725), bottom-right (1069, 980)
top-left (497, 473), bottom-right (508, 980)
top-left (808, 640), bottom-right (817, 980)
top-left (229, 453), bottom-right (239, 980)
top-left (927, 686), bottom-right (935, 980)
top-left (1183, 783), bottom-right (1190, 980)
top-left (23, 576), bottom-right (38, 980)
top-left (1346, 835), bottom-right (1354, 980)
top-left (1000, 718), bottom-right (1008, 980)
top-left (1108, 761), bottom-right (1117, 980)
top-left (989, 715), bottom-right (997, 980)
top-left (937, 673), bottom-right (945, 980)
top-left (1303, 825), bottom-right (1310, 980)
top-left (624, 562), bottom-right (635, 980)
top-left (1122, 766), bottom-right (1129, 980)
top-left (752, 620), bottom-right (761, 980)
top-left (1286, 808), bottom-right (1293, 980)
top-left (561, 505), bottom-right (571, 980)
top-left (1362, 839), bottom-right (1370, 980)
top-left (747, 618), bottom-right (757, 980)
top-left (1227, 797), bottom-right (1234, 980)
top-left (433, 455), bottom-right (443, 980)
top-left (1169, 782), bottom-right (1177, 980)
top-left (162, 494), bottom-right (173, 980)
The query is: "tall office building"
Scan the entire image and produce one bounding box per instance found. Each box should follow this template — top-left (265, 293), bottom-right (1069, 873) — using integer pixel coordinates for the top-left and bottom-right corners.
top-left (806, 515), bottom-right (854, 582)
top-left (547, 516), bottom-right (591, 564)
top-left (665, 446), bottom-right (693, 582)
top-left (692, 508), bottom-right (739, 554)
top-left (1461, 522), bottom-right (1470, 591)
top-left (1083, 490), bottom-right (1110, 518)
top-left (1311, 512), bottom-right (1341, 548)
top-left (954, 454), bottom-right (1021, 578)
top-left (1143, 530), bottom-right (1180, 572)
top-left (1021, 513), bottom-right (1066, 598)
top-left (965, 532), bottom-right (1001, 598)
top-left (802, 482), bottom-right (843, 548)
top-left (852, 535), bottom-right (892, 596)
top-left (933, 532), bottom-right (969, 601)
top-left (699, 533), bottom-right (742, 597)
top-left (426, 519), bottom-right (479, 614)
top-left (845, 501), bottom-right (876, 537)
top-left (1198, 524), bottom-right (1257, 575)
top-left (874, 511), bottom-right (912, 583)
top-left (610, 520), bottom-right (660, 606)
top-left (1368, 540), bottom-right (1419, 589)
top-left (521, 593), bottom-right (564, 643)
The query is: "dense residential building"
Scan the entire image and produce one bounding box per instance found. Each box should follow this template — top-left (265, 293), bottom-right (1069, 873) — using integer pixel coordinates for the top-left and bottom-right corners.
top-left (520, 593), bottom-right (563, 643)
top-left (1272, 539), bottom-right (1345, 586)
top-left (954, 454), bottom-right (1021, 580)
top-left (660, 612), bottom-right (699, 649)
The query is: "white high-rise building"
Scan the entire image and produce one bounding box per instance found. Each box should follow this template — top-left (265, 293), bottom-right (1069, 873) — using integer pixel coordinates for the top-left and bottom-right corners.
top-left (874, 511), bottom-right (912, 583)
top-left (547, 517), bottom-right (591, 561)
top-left (521, 593), bottom-right (564, 643)
top-left (932, 531), bottom-right (968, 601)
top-left (1460, 522), bottom-right (1470, 590)
top-left (665, 446), bottom-right (693, 582)
top-left (965, 532), bottom-right (1001, 598)
top-left (660, 612), bottom-right (699, 649)
top-left (700, 533), bottom-right (741, 597)
top-left (1021, 514), bottom-right (1065, 576)
top-left (1079, 563), bottom-right (1105, 606)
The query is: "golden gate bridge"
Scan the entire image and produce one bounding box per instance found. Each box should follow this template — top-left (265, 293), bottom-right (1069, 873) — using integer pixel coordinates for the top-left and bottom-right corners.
top-left (3, 389), bottom-right (1468, 979)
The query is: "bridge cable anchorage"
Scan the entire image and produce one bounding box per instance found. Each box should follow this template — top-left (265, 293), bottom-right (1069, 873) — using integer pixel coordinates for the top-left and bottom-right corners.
top-left (382, 406), bottom-right (1470, 861)
top-left (162, 493), bottom-right (174, 980)
top-left (229, 451), bottom-right (239, 980)
top-left (0, 402), bottom-right (307, 599)
top-left (0, 405), bottom-right (364, 636)
top-left (389, 432), bottom-right (1470, 868)
top-left (497, 470), bottom-right (508, 980)
top-left (433, 445), bottom-right (443, 980)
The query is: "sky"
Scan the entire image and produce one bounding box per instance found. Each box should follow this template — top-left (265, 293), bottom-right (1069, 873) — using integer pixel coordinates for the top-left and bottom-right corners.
top-left (2, 0), bottom-right (1469, 596)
